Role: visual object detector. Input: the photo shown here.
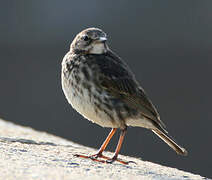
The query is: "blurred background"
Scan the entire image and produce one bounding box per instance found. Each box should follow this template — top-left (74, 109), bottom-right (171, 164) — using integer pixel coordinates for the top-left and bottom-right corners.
top-left (0, 0), bottom-right (211, 178)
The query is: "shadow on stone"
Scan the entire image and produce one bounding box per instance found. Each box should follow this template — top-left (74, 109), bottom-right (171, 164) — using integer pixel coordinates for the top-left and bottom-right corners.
top-left (0, 137), bottom-right (73, 147)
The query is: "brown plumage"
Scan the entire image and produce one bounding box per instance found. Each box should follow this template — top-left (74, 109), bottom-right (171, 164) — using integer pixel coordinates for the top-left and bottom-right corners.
top-left (61, 27), bottom-right (187, 164)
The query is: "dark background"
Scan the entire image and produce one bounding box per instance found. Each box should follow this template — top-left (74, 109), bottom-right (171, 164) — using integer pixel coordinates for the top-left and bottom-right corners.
top-left (0, 0), bottom-right (211, 178)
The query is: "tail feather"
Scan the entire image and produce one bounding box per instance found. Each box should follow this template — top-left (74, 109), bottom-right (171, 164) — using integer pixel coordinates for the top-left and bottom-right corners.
top-left (152, 129), bottom-right (188, 156)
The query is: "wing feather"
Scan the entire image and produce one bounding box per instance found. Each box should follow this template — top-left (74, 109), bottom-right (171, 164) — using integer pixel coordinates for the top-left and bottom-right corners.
top-left (88, 50), bottom-right (166, 128)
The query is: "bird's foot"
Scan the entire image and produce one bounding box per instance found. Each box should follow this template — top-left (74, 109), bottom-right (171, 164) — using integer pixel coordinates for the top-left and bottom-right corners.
top-left (106, 156), bottom-right (136, 165)
top-left (74, 153), bottom-right (106, 163)
top-left (106, 158), bottom-right (126, 164)
top-left (74, 153), bottom-right (136, 165)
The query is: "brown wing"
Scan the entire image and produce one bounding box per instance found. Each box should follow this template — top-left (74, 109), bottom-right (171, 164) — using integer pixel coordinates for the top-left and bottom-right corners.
top-left (93, 50), bottom-right (166, 128)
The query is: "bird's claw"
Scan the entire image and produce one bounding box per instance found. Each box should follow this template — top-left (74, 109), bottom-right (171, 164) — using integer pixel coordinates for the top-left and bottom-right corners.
top-left (74, 153), bottom-right (135, 165)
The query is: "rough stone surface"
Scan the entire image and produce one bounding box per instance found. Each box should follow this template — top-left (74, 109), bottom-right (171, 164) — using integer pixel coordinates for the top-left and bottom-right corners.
top-left (0, 119), bottom-right (209, 180)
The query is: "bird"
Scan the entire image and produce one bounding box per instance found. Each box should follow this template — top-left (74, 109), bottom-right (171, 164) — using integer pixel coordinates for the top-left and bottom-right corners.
top-left (61, 27), bottom-right (187, 164)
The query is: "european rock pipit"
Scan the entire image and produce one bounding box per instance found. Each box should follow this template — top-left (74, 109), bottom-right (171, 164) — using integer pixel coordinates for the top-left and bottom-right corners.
top-left (61, 28), bottom-right (187, 164)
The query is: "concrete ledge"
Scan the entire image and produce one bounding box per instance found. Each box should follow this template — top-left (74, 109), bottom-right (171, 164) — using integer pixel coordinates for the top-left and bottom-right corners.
top-left (0, 118), bottom-right (208, 180)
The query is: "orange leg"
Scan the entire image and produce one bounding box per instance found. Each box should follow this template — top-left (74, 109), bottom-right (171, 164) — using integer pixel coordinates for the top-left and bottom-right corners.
top-left (106, 128), bottom-right (130, 164)
top-left (75, 128), bottom-right (135, 165)
top-left (95, 128), bottom-right (117, 156)
top-left (74, 128), bottom-right (117, 162)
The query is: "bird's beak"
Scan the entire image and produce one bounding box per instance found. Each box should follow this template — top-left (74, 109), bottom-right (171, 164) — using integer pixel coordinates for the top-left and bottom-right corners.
top-left (96, 37), bottom-right (107, 43)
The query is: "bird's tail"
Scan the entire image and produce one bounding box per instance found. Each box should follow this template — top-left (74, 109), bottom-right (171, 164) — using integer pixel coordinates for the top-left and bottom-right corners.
top-left (152, 128), bottom-right (188, 156)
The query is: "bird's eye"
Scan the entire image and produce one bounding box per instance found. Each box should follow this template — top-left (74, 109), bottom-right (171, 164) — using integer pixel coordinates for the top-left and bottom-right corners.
top-left (82, 35), bottom-right (89, 41)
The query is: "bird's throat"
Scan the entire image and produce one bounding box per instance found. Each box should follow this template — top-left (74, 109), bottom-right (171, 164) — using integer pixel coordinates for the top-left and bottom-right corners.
top-left (89, 43), bottom-right (107, 54)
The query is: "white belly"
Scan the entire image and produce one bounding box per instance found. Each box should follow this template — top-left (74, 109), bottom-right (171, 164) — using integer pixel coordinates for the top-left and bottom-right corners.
top-left (62, 77), bottom-right (117, 128)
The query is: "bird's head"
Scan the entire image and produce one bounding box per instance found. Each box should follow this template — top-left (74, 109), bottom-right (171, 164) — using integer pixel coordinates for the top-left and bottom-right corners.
top-left (70, 27), bottom-right (108, 54)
